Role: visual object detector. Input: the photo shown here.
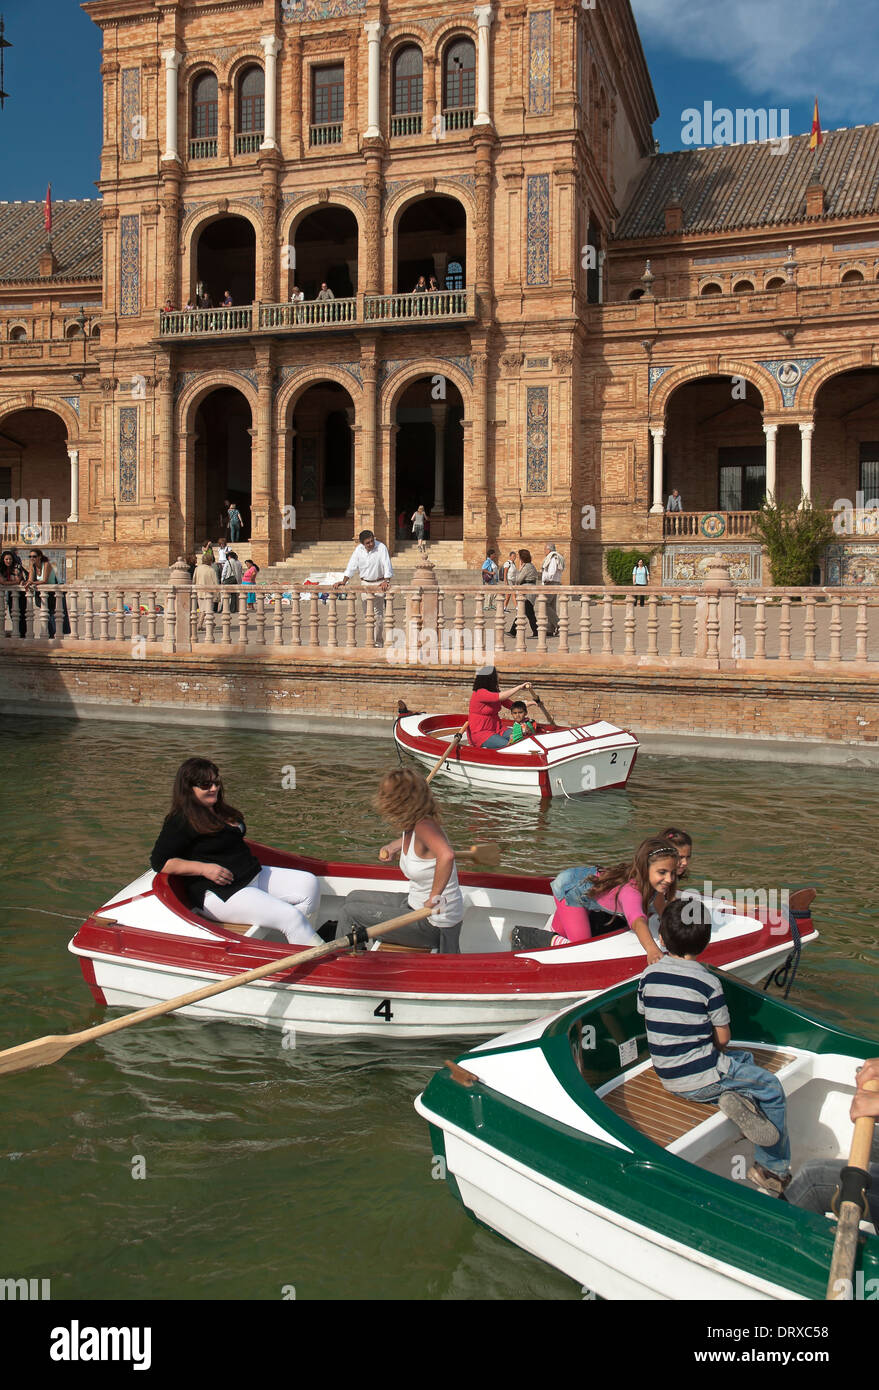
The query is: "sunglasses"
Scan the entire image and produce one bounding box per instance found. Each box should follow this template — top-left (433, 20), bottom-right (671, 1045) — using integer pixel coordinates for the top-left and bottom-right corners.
top-left (192, 776), bottom-right (220, 790)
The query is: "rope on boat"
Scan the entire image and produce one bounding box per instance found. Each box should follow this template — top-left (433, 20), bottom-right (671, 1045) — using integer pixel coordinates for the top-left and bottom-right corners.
top-left (763, 896), bottom-right (804, 999)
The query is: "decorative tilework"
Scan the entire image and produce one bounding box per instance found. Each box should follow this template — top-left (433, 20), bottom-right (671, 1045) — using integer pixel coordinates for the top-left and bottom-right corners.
top-left (174, 371), bottom-right (199, 402)
top-left (383, 180), bottom-right (412, 206)
top-left (757, 357), bottom-right (821, 408)
top-left (441, 355), bottom-right (473, 385)
top-left (119, 214), bottom-right (140, 317)
top-left (526, 175), bottom-right (550, 286)
top-left (529, 12), bottom-right (552, 116)
top-left (662, 544), bottom-right (762, 587)
top-left (60, 396), bottom-right (80, 416)
top-left (649, 365), bottom-right (674, 394)
top-left (381, 359), bottom-right (411, 382)
top-left (121, 68), bottom-right (141, 162)
top-left (826, 542), bottom-right (879, 586)
top-left (119, 407), bottom-right (138, 503)
top-left (281, 0), bottom-right (366, 21)
top-left (526, 386), bottom-right (549, 493)
top-left (234, 369), bottom-right (259, 393)
top-left (333, 361), bottom-right (364, 386)
top-left (447, 175), bottom-right (476, 193)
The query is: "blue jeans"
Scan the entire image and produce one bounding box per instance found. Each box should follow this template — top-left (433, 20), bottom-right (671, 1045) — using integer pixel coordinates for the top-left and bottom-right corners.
top-left (482, 730), bottom-right (512, 749)
top-left (685, 1049), bottom-right (791, 1175)
top-left (229, 522), bottom-right (241, 542)
top-left (550, 865), bottom-right (600, 907)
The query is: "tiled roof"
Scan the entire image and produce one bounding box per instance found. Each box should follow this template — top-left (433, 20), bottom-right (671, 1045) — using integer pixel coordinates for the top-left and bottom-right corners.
top-left (615, 124), bottom-right (879, 240)
top-left (0, 199), bottom-right (102, 281)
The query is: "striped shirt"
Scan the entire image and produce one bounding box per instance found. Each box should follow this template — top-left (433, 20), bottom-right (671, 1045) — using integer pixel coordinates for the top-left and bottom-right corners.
top-left (636, 957), bottom-right (730, 1094)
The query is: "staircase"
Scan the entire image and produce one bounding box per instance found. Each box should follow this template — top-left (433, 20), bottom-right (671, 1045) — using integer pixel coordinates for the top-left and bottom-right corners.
top-left (261, 540), bottom-right (476, 588)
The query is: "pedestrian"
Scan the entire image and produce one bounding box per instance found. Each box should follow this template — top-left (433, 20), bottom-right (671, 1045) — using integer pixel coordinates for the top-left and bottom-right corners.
top-left (24, 548), bottom-right (70, 637)
top-left (481, 548), bottom-right (499, 613)
top-left (0, 548), bottom-right (27, 638)
top-left (194, 553), bottom-right (219, 630)
top-left (222, 289), bottom-right (233, 307)
top-left (541, 540), bottom-right (565, 637)
top-left (242, 558), bottom-right (259, 608)
top-left (633, 557), bottom-right (649, 607)
top-left (227, 501), bottom-right (243, 544)
top-left (333, 529), bottom-right (393, 645)
top-left (221, 548), bottom-right (243, 614)
top-left (290, 285), bottom-right (304, 325)
top-left (411, 504), bottom-right (428, 557)
top-left (501, 549), bottom-right (518, 614)
top-left (508, 548), bottom-right (539, 639)
top-left (317, 282), bottom-right (335, 302)
top-left (666, 488), bottom-right (683, 512)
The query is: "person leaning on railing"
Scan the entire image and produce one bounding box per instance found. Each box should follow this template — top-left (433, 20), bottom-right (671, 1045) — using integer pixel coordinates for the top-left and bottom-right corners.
top-left (24, 547), bottom-right (70, 637)
top-left (0, 547), bottom-right (27, 638)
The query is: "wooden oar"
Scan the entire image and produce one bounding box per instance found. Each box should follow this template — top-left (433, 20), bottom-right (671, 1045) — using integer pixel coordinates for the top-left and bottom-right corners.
top-left (425, 720), bottom-right (469, 785)
top-left (826, 1074), bottom-right (879, 1299)
top-left (530, 689), bottom-right (555, 726)
top-left (0, 905), bottom-right (433, 1079)
top-left (379, 842), bottom-right (501, 867)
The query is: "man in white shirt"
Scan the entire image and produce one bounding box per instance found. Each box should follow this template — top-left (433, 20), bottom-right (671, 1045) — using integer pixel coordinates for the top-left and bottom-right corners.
top-left (333, 530), bottom-right (393, 645)
top-left (541, 541), bottom-right (564, 638)
top-left (666, 488), bottom-right (683, 512)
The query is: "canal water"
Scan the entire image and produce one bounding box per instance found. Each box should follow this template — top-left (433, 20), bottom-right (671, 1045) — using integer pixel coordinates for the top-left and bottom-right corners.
top-left (0, 715), bottom-right (877, 1301)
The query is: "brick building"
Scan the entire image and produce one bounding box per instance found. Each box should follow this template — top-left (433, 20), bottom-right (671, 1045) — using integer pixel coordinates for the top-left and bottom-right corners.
top-left (1, 0), bottom-right (878, 584)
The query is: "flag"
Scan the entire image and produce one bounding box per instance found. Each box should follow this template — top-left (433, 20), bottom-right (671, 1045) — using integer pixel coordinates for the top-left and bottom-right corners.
top-left (44, 182), bottom-right (52, 238)
top-left (810, 98), bottom-right (823, 151)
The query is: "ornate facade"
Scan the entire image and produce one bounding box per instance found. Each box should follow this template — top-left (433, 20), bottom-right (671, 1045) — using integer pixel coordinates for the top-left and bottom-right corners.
top-left (1, 0), bottom-right (879, 582)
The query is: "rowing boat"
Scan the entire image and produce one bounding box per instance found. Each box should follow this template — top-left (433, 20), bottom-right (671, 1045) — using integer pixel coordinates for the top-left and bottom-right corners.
top-left (68, 843), bottom-right (815, 1039)
top-left (415, 976), bottom-right (878, 1299)
top-left (394, 713), bottom-right (639, 797)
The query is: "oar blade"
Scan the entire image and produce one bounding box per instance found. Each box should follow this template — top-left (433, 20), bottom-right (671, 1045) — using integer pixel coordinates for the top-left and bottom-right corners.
top-left (0, 1033), bottom-right (79, 1077)
top-left (469, 842), bottom-right (501, 867)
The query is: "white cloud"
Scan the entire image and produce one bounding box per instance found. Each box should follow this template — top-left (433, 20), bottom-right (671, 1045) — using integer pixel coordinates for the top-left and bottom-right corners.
top-left (631, 0), bottom-right (879, 126)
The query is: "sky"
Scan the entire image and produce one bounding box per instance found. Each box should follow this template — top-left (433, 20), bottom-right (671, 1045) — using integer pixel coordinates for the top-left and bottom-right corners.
top-left (0, 0), bottom-right (878, 202)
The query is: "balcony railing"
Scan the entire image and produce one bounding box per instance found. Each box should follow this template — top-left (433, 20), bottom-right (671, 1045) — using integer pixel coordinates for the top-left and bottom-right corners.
top-left (1, 521), bottom-right (67, 545)
top-left (391, 113), bottom-right (423, 137)
top-left (365, 288), bottom-right (474, 322)
top-left (441, 107), bottom-right (475, 131)
top-left (664, 511), bottom-right (758, 539)
top-left (235, 132), bottom-right (262, 154)
top-left (158, 289), bottom-right (476, 338)
top-left (189, 138), bottom-right (218, 160)
top-left (310, 122), bottom-right (343, 146)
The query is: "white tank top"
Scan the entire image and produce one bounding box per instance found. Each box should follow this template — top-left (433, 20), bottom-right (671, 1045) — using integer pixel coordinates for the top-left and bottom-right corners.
top-left (400, 829), bottom-right (464, 929)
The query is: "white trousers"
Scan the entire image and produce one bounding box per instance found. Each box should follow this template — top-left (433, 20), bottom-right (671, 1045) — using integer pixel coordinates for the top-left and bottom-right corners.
top-left (203, 865), bottom-right (321, 945)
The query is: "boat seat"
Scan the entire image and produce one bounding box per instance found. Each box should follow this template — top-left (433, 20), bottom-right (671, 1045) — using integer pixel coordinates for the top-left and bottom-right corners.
top-left (601, 1047), bottom-right (797, 1148)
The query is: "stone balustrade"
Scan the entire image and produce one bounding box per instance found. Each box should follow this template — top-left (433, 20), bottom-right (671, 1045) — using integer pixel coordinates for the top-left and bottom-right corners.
top-left (4, 580), bottom-right (879, 668)
top-left (158, 289), bottom-right (476, 338)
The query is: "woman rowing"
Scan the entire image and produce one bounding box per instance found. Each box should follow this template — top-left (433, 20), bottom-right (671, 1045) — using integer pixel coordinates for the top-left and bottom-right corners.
top-left (468, 665), bottom-right (537, 749)
top-left (150, 757), bottom-right (321, 945)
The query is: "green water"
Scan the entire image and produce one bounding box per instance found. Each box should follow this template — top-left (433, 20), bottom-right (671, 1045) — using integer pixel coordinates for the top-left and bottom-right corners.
top-left (0, 715), bottom-right (877, 1301)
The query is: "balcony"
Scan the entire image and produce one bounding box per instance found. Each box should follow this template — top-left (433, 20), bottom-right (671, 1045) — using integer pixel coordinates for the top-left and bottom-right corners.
top-left (157, 288), bottom-right (476, 339)
top-left (664, 511), bottom-right (759, 539)
top-left (189, 138), bottom-right (218, 160)
top-left (310, 122), bottom-right (342, 147)
top-left (594, 280), bottom-right (879, 335)
top-left (441, 108), bottom-right (474, 131)
top-left (391, 114), bottom-right (422, 137)
top-left (235, 132), bottom-right (262, 155)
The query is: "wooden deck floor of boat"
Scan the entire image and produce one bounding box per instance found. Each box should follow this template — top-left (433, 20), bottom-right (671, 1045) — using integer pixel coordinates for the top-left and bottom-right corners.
top-left (603, 1048), bottom-right (796, 1147)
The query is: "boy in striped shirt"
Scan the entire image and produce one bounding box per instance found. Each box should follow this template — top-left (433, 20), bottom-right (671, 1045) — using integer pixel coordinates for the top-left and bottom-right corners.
top-left (637, 899), bottom-right (792, 1196)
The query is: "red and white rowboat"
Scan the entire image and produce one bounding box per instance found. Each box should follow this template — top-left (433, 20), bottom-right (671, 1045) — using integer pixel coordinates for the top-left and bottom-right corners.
top-left (68, 842), bottom-right (816, 1039)
top-left (394, 713), bottom-right (639, 798)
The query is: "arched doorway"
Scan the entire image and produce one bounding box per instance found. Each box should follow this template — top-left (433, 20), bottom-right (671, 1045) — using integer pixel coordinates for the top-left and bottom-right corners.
top-left (0, 407), bottom-right (71, 546)
top-left (291, 206), bottom-right (358, 301)
top-left (192, 388), bottom-right (252, 547)
top-left (663, 376), bottom-right (767, 513)
top-left (394, 377), bottom-right (464, 541)
top-left (194, 216), bottom-right (256, 307)
top-left (813, 366), bottom-right (879, 509)
top-left (395, 196), bottom-right (467, 292)
top-left (287, 381), bottom-right (355, 541)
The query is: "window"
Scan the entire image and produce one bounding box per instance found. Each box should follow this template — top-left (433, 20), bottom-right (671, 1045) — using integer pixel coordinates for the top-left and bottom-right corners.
top-left (238, 66), bottom-right (265, 133)
top-left (394, 46), bottom-right (423, 114)
top-left (313, 65), bottom-right (344, 125)
top-left (859, 443), bottom-right (879, 498)
top-left (445, 261), bottom-right (464, 290)
top-left (719, 447), bottom-right (766, 511)
top-left (9, 324), bottom-right (26, 341)
top-left (192, 71), bottom-right (218, 139)
top-left (628, 288), bottom-right (645, 301)
top-left (842, 269), bottom-right (865, 284)
top-left (65, 322), bottom-right (84, 338)
top-left (732, 279), bottom-right (755, 294)
top-left (443, 38), bottom-right (475, 110)
top-left (765, 276), bottom-right (786, 290)
top-left (700, 281), bottom-right (722, 296)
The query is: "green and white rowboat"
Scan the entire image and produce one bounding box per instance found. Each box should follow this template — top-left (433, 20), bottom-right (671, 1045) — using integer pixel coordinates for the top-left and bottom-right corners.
top-left (416, 977), bottom-right (879, 1300)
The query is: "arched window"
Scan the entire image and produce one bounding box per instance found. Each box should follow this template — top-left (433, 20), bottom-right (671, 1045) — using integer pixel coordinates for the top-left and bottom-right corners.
top-left (733, 279), bottom-right (755, 294)
top-left (443, 38), bottom-right (475, 112)
top-left (192, 71), bottom-right (218, 145)
top-left (9, 324), bottom-right (26, 341)
top-left (765, 276), bottom-right (786, 290)
top-left (237, 66), bottom-right (265, 135)
top-left (446, 260), bottom-right (464, 290)
top-left (394, 46), bottom-right (423, 114)
top-left (628, 288), bottom-right (645, 301)
top-left (842, 268), bottom-right (864, 284)
top-left (700, 281), bottom-right (722, 297)
top-left (91, 324), bottom-right (101, 339)
top-left (65, 321), bottom-right (85, 338)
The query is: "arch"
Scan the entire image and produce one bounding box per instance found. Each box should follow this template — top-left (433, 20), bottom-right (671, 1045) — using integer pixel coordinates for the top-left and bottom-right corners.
top-left (392, 42), bottom-right (423, 115)
top-left (8, 323), bottom-right (27, 341)
top-left (280, 192), bottom-right (365, 250)
top-left (441, 33), bottom-right (476, 111)
top-left (274, 365), bottom-right (363, 429)
top-left (380, 358), bottom-right (472, 425)
top-left (765, 275), bottom-right (786, 290)
top-left (699, 280), bottom-right (723, 296)
top-left (236, 62), bottom-right (265, 135)
top-left (841, 268), bottom-right (865, 284)
top-left (732, 279), bottom-right (755, 294)
top-left (628, 288), bottom-right (645, 301)
top-left (176, 370), bottom-right (258, 434)
top-left (0, 394), bottom-right (80, 442)
top-left (649, 360), bottom-right (783, 422)
top-left (190, 68), bottom-right (219, 141)
top-left (797, 351), bottom-right (874, 414)
top-left (181, 204), bottom-right (263, 308)
top-left (391, 190), bottom-right (469, 295)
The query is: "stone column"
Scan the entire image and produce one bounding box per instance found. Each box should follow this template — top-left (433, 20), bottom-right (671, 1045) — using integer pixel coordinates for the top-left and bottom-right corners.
top-left (218, 82), bottom-right (231, 159)
top-left (157, 370), bottom-right (174, 505)
top-left (474, 133), bottom-right (494, 306)
top-left (424, 56), bottom-right (438, 138)
top-left (67, 447), bottom-right (80, 523)
top-left (252, 359), bottom-right (274, 561)
top-left (161, 50), bottom-right (182, 162)
top-left (650, 426), bottom-right (665, 514)
top-left (260, 35), bottom-right (282, 150)
top-left (288, 32), bottom-right (303, 157)
top-left (364, 22), bottom-right (384, 139)
top-left (364, 157), bottom-right (383, 296)
top-left (763, 423), bottom-right (778, 503)
top-left (260, 166), bottom-right (280, 303)
top-left (473, 6), bottom-right (494, 126)
top-left (161, 168), bottom-right (182, 309)
top-left (358, 355), bottom-right (379, 532)
top-left (799, 421), bottom-right (815, 504)
top-left (431, 405), bottom-right (446, 513)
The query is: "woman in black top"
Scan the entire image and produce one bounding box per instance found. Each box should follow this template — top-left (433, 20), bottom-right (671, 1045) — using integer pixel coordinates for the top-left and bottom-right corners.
top-left (150, 758), bottom-right (321, 945)
top-left (1, 549), bottom-right (27, 638)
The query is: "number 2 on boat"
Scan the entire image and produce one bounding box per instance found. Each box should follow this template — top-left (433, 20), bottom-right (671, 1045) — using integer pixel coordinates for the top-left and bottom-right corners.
top-left (374, 998), bottom-right (394, 1022)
